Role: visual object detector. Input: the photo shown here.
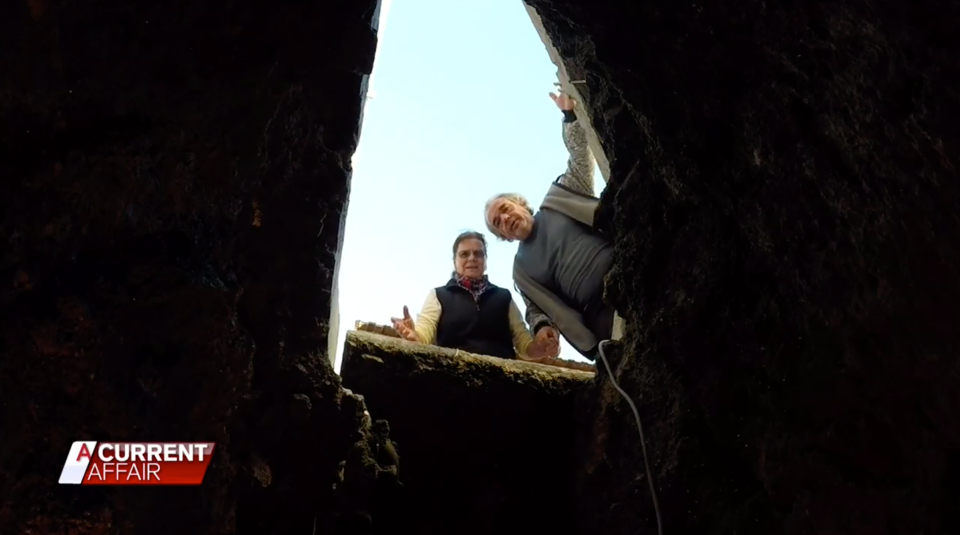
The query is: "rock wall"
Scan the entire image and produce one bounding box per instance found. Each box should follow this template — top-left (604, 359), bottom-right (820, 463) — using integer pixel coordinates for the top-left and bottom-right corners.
top-left (526, 0), bottom-right (960, 533)
top-left (0, 1), bottom-right (392, 533)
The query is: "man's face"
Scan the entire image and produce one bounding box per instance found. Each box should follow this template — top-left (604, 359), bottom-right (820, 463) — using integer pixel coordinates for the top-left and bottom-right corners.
top-left (486, 198), bottom-right (534, 242)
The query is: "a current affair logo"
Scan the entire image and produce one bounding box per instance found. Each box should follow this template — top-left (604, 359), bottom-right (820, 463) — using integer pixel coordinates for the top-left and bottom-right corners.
top-left (58, 442), bottom-right (215, 485)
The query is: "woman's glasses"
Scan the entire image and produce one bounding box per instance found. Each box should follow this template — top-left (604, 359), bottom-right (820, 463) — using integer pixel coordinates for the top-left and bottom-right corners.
top-left (457, 250), bottom-right (486, 260)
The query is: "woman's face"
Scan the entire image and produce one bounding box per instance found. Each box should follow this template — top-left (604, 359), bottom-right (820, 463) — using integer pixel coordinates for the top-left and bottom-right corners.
top-left (455, 238), bottom-right (486, 280)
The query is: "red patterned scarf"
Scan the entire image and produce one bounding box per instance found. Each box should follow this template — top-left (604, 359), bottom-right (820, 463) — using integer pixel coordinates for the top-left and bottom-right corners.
top-left (456, 274), bottom-right (490, 303)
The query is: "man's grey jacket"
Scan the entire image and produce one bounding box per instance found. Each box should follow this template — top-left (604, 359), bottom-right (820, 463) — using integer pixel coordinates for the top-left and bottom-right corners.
top-left (513, 180), bottom-right (607, 357)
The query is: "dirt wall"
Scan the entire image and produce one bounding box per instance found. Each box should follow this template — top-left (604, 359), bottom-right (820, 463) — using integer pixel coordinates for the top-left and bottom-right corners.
top-left (0, 1), bottom-right (393, 533)
top-left (526, 0), bottom-right (960, 533)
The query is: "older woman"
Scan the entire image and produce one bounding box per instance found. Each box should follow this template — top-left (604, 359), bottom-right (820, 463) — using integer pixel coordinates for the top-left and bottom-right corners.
top-left (391, 231), bottom-right (559, 361)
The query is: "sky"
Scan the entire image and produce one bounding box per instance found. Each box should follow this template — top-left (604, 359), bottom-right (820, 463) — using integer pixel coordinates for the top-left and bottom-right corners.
top-left (333, 0), bottom-right (604, 371)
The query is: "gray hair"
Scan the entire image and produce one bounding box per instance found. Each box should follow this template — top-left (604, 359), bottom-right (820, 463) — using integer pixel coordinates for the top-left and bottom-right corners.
top-left (483, 193), bottom-right (534, 240)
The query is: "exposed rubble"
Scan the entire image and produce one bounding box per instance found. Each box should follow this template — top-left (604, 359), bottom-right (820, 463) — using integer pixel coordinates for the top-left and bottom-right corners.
top-left (340, 330), bottom-right (592, 535)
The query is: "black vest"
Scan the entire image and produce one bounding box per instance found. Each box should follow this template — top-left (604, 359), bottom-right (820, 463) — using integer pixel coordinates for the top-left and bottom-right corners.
top-left (434, 279), bottom-right (515, 359)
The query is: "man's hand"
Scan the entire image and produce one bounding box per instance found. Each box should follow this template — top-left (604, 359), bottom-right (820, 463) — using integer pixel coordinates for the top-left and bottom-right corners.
top-left (550, 91), bottom-right (576, 111)
top-left (528, 326), bottom-right (560, 360)
top-left (391, 306), bottom-right (419, 342)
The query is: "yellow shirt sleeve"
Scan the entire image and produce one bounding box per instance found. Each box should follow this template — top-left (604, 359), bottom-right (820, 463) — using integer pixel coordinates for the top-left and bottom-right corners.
top-left (508, 298), bottom-right (535, 359)
top-left (414, 289), bottom-right (441, 345)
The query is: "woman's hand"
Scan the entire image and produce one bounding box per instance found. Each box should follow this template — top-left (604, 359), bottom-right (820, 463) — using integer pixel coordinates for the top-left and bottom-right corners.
top-left (391, 306), bottom-right (419, 342)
